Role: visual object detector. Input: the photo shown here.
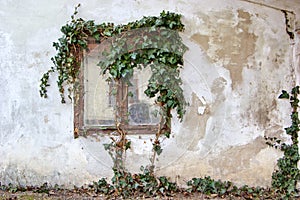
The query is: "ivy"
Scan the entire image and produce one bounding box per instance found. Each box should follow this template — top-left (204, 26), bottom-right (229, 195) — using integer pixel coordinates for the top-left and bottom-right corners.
top-left (90, 167), bottom-right (177, 198)
top-left (40, 4), bottom-right (186, 109)
top-left (39, 5), bottom-right (187, 125)
top-left (40, 4), bottom-right (188, 183)
top-left (186, 176), bottom-right (278, 199)
top-left (38, 4), bottom-right (300, 199)
top-left (265, 86), bottom-right (300, 199)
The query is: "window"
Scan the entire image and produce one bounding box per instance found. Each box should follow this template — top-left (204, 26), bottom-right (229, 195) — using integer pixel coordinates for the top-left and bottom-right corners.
top-left (74, 40), bottom-right (160, 137)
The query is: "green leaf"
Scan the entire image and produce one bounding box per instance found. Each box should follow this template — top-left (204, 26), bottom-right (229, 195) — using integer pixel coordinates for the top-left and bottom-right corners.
top-left (111, 88), bottom-right (117, 95)
top-left (103, 29), bottom-right (112, 37)
top-left (291, 86), bottom-right (300, 95)
top-left (164, 131), bottom-right (170, 138)
top-left (128, 91), bottom-right (133, 97)
top-left (279, 90), bottom-right (289, 99)
top-left (125, 141), bottom-right (131, 150)
top-left (130, 52), bottom-right (137, 60)
top-left (94, 33), bottom-right (100, 41)
top-left (154, 144), bottom-right (163, 155)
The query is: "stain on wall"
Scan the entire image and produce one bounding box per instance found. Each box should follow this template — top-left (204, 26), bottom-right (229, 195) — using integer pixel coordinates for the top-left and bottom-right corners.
top-left (191, 33), bottom-right (209, 51)
top-left (209, 137), bottom-right (266, 176)
top-left (190, 10), bottom-right (258, 90)
top-left (178, 93), bottom-right (210, 151)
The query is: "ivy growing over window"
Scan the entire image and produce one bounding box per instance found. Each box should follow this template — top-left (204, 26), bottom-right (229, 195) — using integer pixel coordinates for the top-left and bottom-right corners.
top-left (40, 4), bottom-right (187, 172)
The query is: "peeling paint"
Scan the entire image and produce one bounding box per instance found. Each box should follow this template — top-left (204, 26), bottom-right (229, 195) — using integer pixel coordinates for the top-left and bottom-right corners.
top-left (191, 33), bottom-right (209, 51)
top-left (182, 93), bottom-right (210, 151)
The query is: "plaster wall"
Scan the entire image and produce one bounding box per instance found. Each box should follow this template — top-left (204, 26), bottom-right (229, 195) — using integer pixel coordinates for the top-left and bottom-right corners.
top-left (0, 0), bottom-right (299, 187)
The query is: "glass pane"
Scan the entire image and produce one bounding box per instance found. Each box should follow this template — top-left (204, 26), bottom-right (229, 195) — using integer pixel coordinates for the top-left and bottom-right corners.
top-left (84, 54), bottom-right (115, 127)
top-left (128, 67), bottom-right (160, 125)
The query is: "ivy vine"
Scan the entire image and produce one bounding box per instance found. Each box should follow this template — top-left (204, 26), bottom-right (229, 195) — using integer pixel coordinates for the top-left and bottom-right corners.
top-left (265, 86), bottom-right (300, 199)
top-left (39, 4), bottom-right (300, 199)
top-left (40, 4), bottom-right (186, 109)
top-left (40, 4), bottom-right (187, 175)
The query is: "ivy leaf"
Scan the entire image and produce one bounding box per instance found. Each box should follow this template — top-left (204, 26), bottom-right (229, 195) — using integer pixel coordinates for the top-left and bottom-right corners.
top-left (279, 90), bottom-right (289, 99)
top-left (167, 100), bottom-right (174, 108)
top-left (110, 68), bottom-right (118, 78)
top-left (103, 29), bottom-right (112, 37)
top-left (154, 144), bottom-right (163, 155)
top-left (291, 86), bottom-right (300, 95)
top-left (127, 91), bottom-right (133, 98)
top-left (130, 52), bottom-right (137, 60)
top-left (94, 33), bottom-right (100, 41)
top-left (164, 131), bottom-right (170, 138)
top-left (125, 141), bottom-right (131, 150)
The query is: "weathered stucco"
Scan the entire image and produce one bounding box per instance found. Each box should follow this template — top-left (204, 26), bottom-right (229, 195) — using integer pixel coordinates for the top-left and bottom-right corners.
top-left (0, 0), bottom-right (299, 188)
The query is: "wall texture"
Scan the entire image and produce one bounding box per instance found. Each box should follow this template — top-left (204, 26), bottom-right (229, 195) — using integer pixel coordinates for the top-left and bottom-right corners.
top-left (0, 0), bottom-right (299, 187)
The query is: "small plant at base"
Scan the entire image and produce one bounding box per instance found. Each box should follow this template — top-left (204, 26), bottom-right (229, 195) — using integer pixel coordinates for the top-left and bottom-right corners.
top-left (89, 167), bottom-right (178, 198)
top-left (90, 178), bottom-right (114, 195)
top-left (186, 177), bottom-right (279, 199)
top-left (187, 176), bottom-right (236, 196)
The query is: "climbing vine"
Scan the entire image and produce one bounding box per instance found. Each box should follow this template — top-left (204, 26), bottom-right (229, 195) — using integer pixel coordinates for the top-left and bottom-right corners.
top-left (265, 86), bottom-right (300, 199)
top-left (39, 4), bottom-right (300, 199)
top-left (40, 4), bottom-right (187, 174)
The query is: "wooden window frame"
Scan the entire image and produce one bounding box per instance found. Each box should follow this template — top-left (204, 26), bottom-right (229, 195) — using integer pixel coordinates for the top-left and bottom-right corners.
top-left (74, 40), bottom-right (158, 138)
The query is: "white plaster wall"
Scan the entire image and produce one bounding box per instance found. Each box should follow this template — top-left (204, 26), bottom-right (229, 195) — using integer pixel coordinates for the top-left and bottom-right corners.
top-left (0, 0), bottom-right (299, 187)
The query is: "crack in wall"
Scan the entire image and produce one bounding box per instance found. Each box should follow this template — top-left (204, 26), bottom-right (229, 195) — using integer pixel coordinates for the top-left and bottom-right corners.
top-left (282, 10), bottom-right (295, 40)
top-left (238, 0), bottom-right (294, 13)
top-left (238, 0), bottom-right (296, 40)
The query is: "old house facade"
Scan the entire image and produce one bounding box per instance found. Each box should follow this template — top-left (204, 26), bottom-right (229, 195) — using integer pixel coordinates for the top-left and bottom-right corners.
top-left (1, 0), bottom-right (300, 188)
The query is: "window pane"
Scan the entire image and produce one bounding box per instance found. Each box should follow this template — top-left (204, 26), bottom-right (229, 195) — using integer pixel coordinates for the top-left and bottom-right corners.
top-left (83, 45), bottom-right (160, 128)
top-left (84, 54), bottom-right (115, 127)
top-left (128, 67), bottom-right (160, 125)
